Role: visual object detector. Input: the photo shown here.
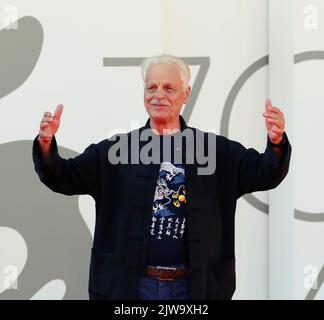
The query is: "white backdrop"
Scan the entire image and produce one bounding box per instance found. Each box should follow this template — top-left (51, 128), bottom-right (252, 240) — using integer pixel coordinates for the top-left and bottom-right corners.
top-left (0, 0), bottom-right (323, 299)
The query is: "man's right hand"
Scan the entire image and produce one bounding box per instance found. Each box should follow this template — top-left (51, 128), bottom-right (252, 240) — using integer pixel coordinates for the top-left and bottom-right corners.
top-left (38, 104), bottom-right (64, 156)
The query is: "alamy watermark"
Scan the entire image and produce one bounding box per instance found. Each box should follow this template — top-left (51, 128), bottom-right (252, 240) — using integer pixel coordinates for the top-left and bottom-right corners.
top-left (2, 5), bottom-right (18, 29)
top-left (2, 264), bottom-right (18, 291)
top-left (303, 264), bottom-right (318, 290)
top-left (304, 5), bottom-right (318, 30)
top-left (107, 123), bottom-right (217, 175)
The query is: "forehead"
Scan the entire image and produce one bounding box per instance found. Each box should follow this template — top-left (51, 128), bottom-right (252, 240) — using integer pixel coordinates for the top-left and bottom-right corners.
top-left (145, 63), bottom-right (183, 84)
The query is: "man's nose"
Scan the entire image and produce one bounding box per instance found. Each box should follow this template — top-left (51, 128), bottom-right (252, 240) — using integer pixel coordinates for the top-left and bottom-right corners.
top-left (154, 87), bottom-right (165, 99)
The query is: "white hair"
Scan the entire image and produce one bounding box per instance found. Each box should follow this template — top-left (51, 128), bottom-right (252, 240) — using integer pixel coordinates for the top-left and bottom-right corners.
top-left (141, 54), bottom-right (190, 90)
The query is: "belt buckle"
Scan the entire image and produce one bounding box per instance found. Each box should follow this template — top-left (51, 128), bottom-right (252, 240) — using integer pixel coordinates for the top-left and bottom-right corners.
top-left (156, 266), bottom-right (177, 281)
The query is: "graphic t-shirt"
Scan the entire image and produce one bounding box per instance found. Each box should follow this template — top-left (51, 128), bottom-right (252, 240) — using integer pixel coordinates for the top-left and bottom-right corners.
top-left (146, 158), bottom-right (189, 266)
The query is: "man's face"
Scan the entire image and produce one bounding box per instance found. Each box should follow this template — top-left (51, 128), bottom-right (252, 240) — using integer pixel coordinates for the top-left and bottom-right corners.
top-left (144, 63), bottom-right (190, 124)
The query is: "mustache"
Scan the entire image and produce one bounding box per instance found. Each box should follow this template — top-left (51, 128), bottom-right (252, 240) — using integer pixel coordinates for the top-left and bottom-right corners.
top-left (149, 98), bottom-right (171, 106)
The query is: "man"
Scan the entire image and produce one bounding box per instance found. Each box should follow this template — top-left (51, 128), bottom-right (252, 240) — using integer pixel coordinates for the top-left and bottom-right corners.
top-left (33, 54), bottom-right (291, 300)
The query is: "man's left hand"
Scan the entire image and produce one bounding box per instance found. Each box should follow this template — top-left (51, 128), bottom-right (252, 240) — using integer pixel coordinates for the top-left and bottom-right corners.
top-left (263, 98), bottom-right (285, 144)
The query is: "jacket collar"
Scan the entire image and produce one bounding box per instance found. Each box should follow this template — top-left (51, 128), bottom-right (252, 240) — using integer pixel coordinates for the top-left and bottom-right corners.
top-left (144, 115), bottom-right (188, 132)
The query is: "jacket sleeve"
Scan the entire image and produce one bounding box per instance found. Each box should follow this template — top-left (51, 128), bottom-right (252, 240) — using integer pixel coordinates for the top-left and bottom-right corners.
top-left (233, 132), bottom-right (292, 199)
top-left (32, 135), bottom-right (100, 199)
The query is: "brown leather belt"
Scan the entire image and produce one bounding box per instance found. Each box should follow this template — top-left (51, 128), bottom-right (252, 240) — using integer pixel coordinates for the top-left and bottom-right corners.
top-left (146, 265), bottom-right (191, 281)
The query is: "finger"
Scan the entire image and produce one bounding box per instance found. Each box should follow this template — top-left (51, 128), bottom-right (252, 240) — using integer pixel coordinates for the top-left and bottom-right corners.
top-left (53, 104), bottom-right (64, 121)
top-left (264, 116), bottom-right (285, 131)
top-left (41, 117), bottom-right (53, 123)
top-left (268, 105), bottom-right (283, 116)
top-left (40, 122), bottom-right (49, 129)
top-left (43, 111), bottom-right (52, 117)
top-left (39, 135), bottom-right (51, 143)
top-left (265, 99), bottom-right (284, 115)
top-left (265, 117), bottom-right (285, 129)
top-left (271, 126), bottom-right (284, 135)
top-left (263, 111), bottom-right (280, 120)
top-left (39, 129), bottom-right (52, 138)
top-left (269, 129), bottom-right (284, 141)
top-left (265, 116), bottom-right (284, 124)
top-left (269, 127), bottom-right (283, 139)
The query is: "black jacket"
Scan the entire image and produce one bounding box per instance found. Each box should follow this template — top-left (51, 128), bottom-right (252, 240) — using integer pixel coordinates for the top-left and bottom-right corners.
top-left (32, 116), bottom-right (291, 299)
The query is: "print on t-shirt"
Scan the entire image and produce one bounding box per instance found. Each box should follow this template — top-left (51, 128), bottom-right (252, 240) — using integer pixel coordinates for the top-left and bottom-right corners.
top-left (150, 162), bottom-right (186, 240)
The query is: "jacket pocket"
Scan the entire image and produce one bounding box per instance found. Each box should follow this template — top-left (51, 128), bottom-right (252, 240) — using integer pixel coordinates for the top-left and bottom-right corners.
top-left (88, 248), bottom-right (115, 296)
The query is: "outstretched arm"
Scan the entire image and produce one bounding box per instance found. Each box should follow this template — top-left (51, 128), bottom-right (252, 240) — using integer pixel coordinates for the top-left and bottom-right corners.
top-left (234, 99), bottom-right (291, 198)
top-left (33, 104), bottom-right (100, 199)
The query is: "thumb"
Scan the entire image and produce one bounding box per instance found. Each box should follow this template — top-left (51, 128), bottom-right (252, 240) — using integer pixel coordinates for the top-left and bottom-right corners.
top-left (265, 98), bottom-right (272, 111)
top-left (53, 104), bottom-right (64, 121)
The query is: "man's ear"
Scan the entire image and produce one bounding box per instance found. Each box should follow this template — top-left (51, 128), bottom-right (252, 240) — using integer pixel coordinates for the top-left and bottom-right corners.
top-left (183, 85), bottom-right (191, 104)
